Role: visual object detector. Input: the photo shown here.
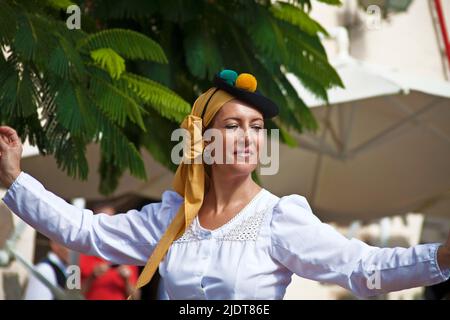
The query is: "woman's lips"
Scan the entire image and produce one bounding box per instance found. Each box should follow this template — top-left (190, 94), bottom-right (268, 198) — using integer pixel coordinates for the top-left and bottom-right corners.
top-left (233, 148), bottom-right (253, 157)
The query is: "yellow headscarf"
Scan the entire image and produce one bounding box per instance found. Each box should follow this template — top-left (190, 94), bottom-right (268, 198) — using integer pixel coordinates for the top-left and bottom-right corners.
top-left (131, 87), bottom-right (235, 294)
top-left (172, 87), bottom-right (236, 238)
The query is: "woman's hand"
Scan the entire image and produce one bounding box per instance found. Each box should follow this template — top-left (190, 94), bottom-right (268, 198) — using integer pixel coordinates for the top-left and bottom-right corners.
top-left (93, 263), bottom-right (110, 278)
top-left (437, 231), bottom-right (450, 271)
top-left (118, 265), bottom-right (131, 279)
top-left (0, 126), bottom-right (23, 188)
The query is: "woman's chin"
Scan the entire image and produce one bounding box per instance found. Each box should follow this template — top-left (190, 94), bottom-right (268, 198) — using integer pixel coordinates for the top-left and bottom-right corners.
top-left (211, 153), bottom-right (259, 175)
top-left (226, 162), bottom-right (258, 175)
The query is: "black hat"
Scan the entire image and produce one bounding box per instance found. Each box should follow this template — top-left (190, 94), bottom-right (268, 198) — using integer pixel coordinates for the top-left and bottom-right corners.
top-left (212, 69), bottom-right (279, 119)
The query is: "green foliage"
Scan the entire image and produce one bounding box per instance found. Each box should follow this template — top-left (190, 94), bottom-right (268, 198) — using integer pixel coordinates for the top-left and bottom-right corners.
top-left (90, 48), bottom-right (125, 80)
top-left (0, 0), bottom-right (189, 194)
top-left (120, 73), bottom-right (191, 123)
top-left (45, 0), bottom-right (76, 10)
top-left (0, 0), bottom-right (343, 195)
top-left (78, 29), bottom-right (168, 63)
top-left (270, 2), bottom-right (328, 36)
top-left (123, 0), bottom-right (344, 135)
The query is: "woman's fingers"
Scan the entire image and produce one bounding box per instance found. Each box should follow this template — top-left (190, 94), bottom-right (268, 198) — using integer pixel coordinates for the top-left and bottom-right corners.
top-left (0, 134), bottom-right (9, 152)
top-left (0, 126), bottom-right (20, 144)
top-left (0, 127), bottom-right (22, 188)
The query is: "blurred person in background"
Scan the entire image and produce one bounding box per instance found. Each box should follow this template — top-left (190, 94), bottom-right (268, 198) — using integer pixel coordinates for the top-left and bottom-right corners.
top-left (24, 239), bottom-right (70, 300)
top-left (425, 278), bottom-right (450, 300)
top-left (79, 204), bottom-right (140, 300)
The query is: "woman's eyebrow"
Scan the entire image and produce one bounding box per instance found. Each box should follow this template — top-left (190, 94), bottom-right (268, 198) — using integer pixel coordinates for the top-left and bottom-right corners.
top-left (223, 117), bottom-right (264, 122)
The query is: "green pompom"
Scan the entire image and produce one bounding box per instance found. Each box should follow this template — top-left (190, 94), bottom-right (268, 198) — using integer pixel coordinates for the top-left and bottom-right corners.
top-left (219, 69), bottom-right (238, 86)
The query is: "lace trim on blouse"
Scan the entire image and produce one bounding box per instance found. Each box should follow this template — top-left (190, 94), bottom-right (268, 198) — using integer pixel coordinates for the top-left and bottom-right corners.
top-left (174, 192), bottom-right (273, 243)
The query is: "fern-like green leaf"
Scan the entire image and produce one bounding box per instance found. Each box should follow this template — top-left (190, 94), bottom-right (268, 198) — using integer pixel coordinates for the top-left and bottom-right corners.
top-left (12, 12), bottom-right (59, 66)
top-left (90, 48), bottom-right (125, 80)
top-left (98, 155), bottom-right (125, 195)
top-left (184, 25), bottom-right (224, 79)
top-left (54, 83), bottom-right (96, 136)
top-left (47, 33), bottom-right (86, 81)
top-left (235, 5), bottom-right (288, 64)
top-left (270, 2), bottom-right (328, 36)
top-left (0, 62), bottom-right (38, 118)
top-left (89, 70), bottom-right (147, 130)
top-left (119, 73), bottom-right (191, 122)
top-left (277, 70), bottom-right (319, 132)
top-left (45, 0), bottom-right (76, 10)
top-left (48, 45), bottom-right (71, 79)
top-left (54, 135), bottom-right (89, 180)
top-left (78, 29), bottom-right (168, 63)
top-left (0, 61), bottom-right (20, 117)
top-left (95, 109), bottom-right (147, 180)
top-left (13, 13), bottom-right (38, 61)
top-left (0, 1), bottom-right (17, 46)
top-left (280, 22), bottom-right (343, 94)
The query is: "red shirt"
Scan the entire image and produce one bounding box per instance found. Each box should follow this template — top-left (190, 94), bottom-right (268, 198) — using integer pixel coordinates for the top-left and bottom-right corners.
top-left (80, 254), bottom-right (138, 300)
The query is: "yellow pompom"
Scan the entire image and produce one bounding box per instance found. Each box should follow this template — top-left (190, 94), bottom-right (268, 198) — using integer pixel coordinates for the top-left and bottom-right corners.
top-left (235, 73), bottom-right (257, 92)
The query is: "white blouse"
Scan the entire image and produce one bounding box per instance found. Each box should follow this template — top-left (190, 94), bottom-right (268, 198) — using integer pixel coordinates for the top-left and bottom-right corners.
top-left (3, 172), bottom-right (449, 299)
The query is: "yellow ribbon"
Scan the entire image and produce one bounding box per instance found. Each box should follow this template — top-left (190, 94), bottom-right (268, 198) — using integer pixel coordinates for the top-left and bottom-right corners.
top-left (129, 87), bottom-right (235, 298)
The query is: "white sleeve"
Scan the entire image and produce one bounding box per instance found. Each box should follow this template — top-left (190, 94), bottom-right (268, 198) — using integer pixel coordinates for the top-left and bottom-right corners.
top-left (2, 172), bottom-right (182, 266)
top-left (269, 195), bottom-right (450, 298)
top-left (23, 263), bottom-right (56, 300)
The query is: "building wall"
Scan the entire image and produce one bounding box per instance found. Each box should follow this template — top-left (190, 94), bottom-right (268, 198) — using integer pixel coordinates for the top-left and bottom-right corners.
top-left (310, 0), bottom-right (450, 81)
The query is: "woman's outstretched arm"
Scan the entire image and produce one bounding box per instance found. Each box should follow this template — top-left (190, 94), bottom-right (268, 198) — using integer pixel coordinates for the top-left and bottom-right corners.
top-left (270, 194), bottom-right (450, 298)
top-left (0, 126), bottom-right (181, 265)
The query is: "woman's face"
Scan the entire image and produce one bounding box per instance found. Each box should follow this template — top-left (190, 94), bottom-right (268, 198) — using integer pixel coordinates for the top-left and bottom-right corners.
top-left (205, 99), bottom-right (265, 176)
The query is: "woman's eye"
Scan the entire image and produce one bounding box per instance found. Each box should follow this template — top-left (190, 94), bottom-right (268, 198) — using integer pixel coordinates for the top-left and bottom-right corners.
top-left (252, 126), bottom-right (263, 131)
top-left (225, 125), bottom-right (238, 130)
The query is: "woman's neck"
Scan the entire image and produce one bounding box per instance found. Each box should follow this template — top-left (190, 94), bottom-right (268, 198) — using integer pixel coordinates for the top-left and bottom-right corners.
top-left (204, 171), bottom-right (261, 213)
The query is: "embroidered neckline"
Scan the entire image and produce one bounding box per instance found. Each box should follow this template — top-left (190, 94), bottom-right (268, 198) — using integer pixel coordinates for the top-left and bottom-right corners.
top-left (173, 190), bottom-right (279, 243)
top-left (195, 188), bottom-right (266, 234)
top-left (215, 203), bottom-right (269, 241)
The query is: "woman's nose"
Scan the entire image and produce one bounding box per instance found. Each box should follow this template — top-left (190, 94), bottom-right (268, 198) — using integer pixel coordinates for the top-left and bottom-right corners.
top-left (237, 128), bottom-right (251, 146)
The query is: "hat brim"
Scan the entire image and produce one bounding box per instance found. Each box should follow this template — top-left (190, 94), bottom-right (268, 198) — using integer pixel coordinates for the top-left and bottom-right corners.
top-left (213, 75), bottom-right (279, 119)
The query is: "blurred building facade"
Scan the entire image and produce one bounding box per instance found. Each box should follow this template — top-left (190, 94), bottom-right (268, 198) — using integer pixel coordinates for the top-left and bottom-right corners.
top-left (311, 0), bottom-right (450, 81)
top-left (283, 0), bottom-right (450, 299)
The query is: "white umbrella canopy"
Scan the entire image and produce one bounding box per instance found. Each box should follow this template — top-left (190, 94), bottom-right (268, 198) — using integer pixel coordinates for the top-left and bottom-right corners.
top-left (20, 144), bottom-right (173, 201)
top-left (260, 57), bottom-right (450, 223)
